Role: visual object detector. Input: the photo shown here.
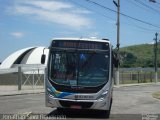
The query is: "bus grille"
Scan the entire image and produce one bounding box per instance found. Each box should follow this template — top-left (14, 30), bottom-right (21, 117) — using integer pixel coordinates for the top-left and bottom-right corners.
top-left (59, 100), bottom-right (93, 109)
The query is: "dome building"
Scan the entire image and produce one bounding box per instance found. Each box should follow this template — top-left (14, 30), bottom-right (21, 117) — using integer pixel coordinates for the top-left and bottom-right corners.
top-left (0, 47), bottom-right (49, 69)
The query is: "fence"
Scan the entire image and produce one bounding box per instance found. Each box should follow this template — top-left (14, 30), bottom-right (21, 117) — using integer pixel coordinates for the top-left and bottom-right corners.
top-left (0, 66), bottom-right (160, 91)
top-left (0, 64), bottom-right (46, 91)
top-left (119, 68), bottom-right (160, 84)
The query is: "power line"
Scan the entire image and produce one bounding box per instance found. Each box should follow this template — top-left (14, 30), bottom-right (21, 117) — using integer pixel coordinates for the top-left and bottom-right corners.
top-left (125, 0), bottom-right (160, 30)
top-left (146, 0), bottom-right (160, 5)
top-left (134, 0), bottom-right (160, 14)
top-left (69, 0), bottom-right (115, 21)
top-left (150, 0), bottom-right (160, 5)
top-left (132, 23), bottom-right (160, 32)
top-left (68, 0), bottom-right (160, 32)
top-left (143, 0), bottom-right (160, 10)
top-left (120, 19), bottom-right (160, 32)
top-left (85, 0), bottom-right (160, 29)
top-left (127, 0), bottom-right (156, 14)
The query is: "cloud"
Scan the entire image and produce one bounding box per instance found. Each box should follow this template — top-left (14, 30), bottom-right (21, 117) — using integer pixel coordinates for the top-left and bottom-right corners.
top-left (23, 0), bottom-right (73, 11)
top-left (9, 0), bottom-right (92, 29)
top-left (10, 32), bottom-right (24, 38)
top-left (89, 32), bottom-right (99, 38)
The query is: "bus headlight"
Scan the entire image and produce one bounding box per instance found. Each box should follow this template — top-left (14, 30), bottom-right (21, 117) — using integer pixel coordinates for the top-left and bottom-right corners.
top-left (47, 88), bottom-right (55, 97)
top-left (47, 88), bottom-right (52, 92)
top-left (97, 91), bottom-right (108, 100)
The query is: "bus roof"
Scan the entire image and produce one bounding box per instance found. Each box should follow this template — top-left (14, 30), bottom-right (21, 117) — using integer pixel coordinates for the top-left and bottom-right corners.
top-left (52, 37), bottom-right (110, 43)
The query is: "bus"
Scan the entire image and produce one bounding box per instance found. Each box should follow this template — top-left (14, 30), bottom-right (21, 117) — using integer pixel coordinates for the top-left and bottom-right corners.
top-left (41, 38), bottom-right (117, 118)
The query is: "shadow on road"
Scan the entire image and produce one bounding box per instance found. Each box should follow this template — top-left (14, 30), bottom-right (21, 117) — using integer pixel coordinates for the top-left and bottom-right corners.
top-left (47, 109), bottom-right (145, 120)
top-left (47, 108), bottom-right (107, 119)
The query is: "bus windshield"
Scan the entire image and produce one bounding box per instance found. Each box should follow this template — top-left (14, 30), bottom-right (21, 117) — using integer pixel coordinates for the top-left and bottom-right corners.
top-left (49, 50), bottom-right (109, 87)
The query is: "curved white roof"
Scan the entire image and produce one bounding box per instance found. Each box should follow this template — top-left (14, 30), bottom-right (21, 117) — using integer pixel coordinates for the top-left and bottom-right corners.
top-left (0, 47), bottom-right (49, 69)
top-left (21, 47), bottom-right (49, 65)
top-left (0, 47), bottom-right (35, 69)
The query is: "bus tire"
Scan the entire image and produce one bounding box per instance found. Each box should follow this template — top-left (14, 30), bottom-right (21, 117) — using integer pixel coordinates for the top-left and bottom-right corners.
top-left (102, 108), bottom-right (111, 118)
top-left (57, 107), bottom-right (65, 113)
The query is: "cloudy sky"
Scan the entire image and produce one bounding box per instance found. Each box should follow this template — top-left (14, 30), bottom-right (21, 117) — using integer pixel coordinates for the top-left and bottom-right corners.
top-left (0, 0), bottom-right (160, 62)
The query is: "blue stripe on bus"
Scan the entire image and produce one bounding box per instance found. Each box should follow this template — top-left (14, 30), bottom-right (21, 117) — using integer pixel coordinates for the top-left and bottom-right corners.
top-left (49, 86), bottom-right (75, 98)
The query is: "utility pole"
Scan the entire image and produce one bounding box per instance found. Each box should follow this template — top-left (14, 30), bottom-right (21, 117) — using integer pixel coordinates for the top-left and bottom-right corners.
top-left (113, 0), bottom-right (120, 86)
top-left (149, 0), bottom-right (158, 83)
top-left (154, 33), bottom-right (158, 83)
top-left (117, 0), bottom-right (120, 50)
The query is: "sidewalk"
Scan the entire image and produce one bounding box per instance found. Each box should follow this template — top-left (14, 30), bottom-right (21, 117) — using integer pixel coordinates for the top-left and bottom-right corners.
top-left (0, 85), bottom-right (44, 96)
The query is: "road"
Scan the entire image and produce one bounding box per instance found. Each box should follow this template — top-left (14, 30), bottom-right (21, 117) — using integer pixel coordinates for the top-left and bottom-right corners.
top-left (0, 84), bottom-right (160, 120)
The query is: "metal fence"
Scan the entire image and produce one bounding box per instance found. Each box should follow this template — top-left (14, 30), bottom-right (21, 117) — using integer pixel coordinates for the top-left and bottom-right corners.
top-left (0, 64), bottom-right (46, 91)
top-left (119, 68), bottom-right (160, 84)
top-left (0, 66), bottom-right (160, 91)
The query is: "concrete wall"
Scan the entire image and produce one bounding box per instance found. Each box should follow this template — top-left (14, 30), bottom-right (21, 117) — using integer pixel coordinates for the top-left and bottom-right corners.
top-left (0, 73), bottom-right (44, 85)
top-left (0, 73), bottom-right (18, 85)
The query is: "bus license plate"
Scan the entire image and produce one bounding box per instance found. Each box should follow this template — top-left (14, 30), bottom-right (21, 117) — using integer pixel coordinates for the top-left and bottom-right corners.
top-left (70, 105), bottom-right (82, 109)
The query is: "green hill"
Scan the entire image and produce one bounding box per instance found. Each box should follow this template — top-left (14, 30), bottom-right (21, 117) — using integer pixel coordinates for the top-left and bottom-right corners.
top-left (119, 44), bottom-right (160, 68)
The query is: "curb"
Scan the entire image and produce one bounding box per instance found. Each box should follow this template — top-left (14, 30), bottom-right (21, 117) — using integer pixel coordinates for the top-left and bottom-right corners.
top-left (114, 82), bottom-right (160, 88)
top-left (0, 90), bottom-right (44, 97)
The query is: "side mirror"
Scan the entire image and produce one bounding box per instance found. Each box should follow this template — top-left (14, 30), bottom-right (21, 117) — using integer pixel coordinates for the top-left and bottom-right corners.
top-left (41, 54), bottom-right (46, 64)
top-left (114, 59), bottom-right (119, 68)
top-left (112, 51), bottom-right (119, 68)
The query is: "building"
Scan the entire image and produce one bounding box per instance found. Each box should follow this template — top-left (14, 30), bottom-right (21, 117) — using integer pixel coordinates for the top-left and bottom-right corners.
top-left (0, 47), bottom-right (49, 69)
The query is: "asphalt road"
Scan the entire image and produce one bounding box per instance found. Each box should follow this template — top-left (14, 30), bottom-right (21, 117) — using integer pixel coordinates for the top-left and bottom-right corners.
top-left (0, 84), bottom-right (160, 120)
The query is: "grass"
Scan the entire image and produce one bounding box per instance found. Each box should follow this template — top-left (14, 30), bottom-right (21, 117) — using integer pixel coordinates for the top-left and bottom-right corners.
top-left (152, 91), bottom-right (160, 100)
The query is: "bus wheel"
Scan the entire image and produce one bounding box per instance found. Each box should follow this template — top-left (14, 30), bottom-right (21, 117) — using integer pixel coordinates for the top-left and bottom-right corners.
top-left (102, 109), bottom-right (110, 118)
top-left (57, 107), bottom-right (65, 113)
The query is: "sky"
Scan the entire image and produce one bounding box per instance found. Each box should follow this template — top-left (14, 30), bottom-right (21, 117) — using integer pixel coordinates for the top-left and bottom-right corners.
top-left (0, 0), bottom-right (160, 62)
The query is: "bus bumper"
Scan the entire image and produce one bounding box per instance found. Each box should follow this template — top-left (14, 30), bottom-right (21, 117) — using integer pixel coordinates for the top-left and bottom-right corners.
top-left (46, 94), bottom-right (111, 110)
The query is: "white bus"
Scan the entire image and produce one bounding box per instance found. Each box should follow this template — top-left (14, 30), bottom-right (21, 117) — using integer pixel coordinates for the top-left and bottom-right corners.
top-left (41, 38), bottom-right (117, 118)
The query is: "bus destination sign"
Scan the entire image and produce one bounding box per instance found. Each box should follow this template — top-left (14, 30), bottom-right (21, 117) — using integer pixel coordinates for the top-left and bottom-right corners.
top-left (52, 41), bottom-right (109, 50)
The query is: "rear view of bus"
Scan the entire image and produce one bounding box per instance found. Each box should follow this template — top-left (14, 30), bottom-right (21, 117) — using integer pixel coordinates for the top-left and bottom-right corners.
top-left (43, 38), bottom-right (114, 118)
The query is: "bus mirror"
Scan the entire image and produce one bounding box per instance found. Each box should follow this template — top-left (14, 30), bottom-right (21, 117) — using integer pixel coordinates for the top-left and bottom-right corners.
top-left (41, 54), bottom-right (46, 64)
top-left (114, 59), bottom-right (119, 68)
top-left (112, 51), bottom-right (119, 68)
top-left (113, 54), bottom-right (119, 68)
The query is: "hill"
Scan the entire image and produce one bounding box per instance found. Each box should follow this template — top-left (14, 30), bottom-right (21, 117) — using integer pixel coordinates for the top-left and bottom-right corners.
top-left (119, 44), bottom-right (160, 68)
